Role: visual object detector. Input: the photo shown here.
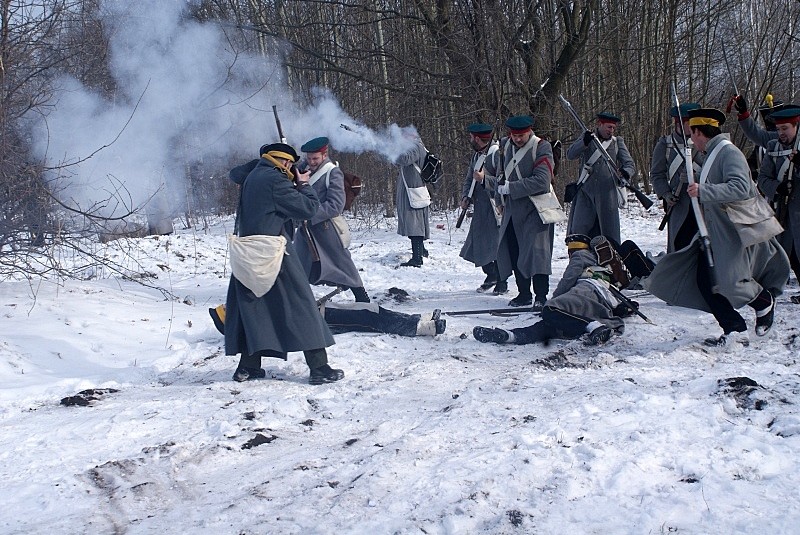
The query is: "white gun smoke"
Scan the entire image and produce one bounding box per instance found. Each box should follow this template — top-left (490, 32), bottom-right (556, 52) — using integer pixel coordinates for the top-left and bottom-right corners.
top-left (29, 0), bottom-right (415, 223)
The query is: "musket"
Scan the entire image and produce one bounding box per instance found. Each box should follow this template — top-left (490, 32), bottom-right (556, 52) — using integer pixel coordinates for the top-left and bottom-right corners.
top-left (658, 132), bottom-right (692, 231)
top-left (316, 286), bottom-right (346, 307)
top-left (455, 182), bottom-right (476, 228)
top-left (671, 83), bottom-right (717, 291)
top-left (272, 105), bottom-right (287, 143)
top-left (558, 94), bottom-right (654, 210)
top-left (444, 306), bottom-right (540, 317)
top-left (607, 285), bottom-right (655, 325)
top-left (272, 105), bottom-right (320, 263)
top-left (658, 181), bottom-right (683, 231)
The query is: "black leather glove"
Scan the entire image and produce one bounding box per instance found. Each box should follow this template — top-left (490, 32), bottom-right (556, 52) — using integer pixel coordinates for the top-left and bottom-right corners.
top-left (613, 301), bottom-right (639, 318)
top-left (791, 152), bottom-right (800, 166)
top-left (564, 182), bottom-right (579, 204)
top-left (734, 95), bottom-right (748, 114)
top-left (776, 180), bottom-right (791, 196)
top-left (583, 131), bottom-right (593, 146)
top-left (620, 169), bottom-right (631, 181)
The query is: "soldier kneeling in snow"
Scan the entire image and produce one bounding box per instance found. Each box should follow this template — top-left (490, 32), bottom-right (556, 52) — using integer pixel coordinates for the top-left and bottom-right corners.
top-left (473, 235), bottom-right (650, 346)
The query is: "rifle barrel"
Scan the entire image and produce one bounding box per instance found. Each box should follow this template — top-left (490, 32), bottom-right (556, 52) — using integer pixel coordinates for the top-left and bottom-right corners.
top-left (444, 307), bottom-right (540, 316)
top-left (272, 105), bottom-right (287, 143)
top-left (671, 82), bottom-right (717, 291)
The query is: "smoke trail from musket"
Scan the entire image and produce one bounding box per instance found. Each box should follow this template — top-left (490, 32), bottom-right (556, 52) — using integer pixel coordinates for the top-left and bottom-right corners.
top-left (29, 1), bottom-right (415, 224)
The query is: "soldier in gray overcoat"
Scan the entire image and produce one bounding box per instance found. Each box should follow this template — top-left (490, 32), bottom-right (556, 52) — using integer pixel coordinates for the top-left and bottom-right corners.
top-left (645, 108), bottom-right (790, 346)
top-left (395, 135), bottom-right (431, 267)
top-left (650, 102), bottom-right (704, 252)
top-left (293, 137), bottom-right (369, 302)
top-left (566, 112), bottom-right (636, 245)
top-left (472, 235), bottom-right (631, 346)
top-left (458, 123), bottom-right (506, 293)
top-left (756, 107), bottom-right (800, 301)
top-left (479, 115), bottom-right (556, 309)
top-left (224, 143), bottom-right (343, 385)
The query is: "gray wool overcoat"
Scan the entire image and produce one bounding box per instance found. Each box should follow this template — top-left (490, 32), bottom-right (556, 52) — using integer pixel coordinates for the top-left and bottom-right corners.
top-left (459, 143), bottom-right (500, 267)
top-left (294, 157), bottom-right (364, 289)
top-left (650, 132), bottom-right (705, 252)
top-left (566, 133), bottom-right (636, 244)
top-left (484, 136), bottom-right (555, 279)
top-left (225, 159), bottom-right (335, 358)
top-left (395, 140), bottom-right (431, 239)
top-left (645, 135), bottom-right (790, 312)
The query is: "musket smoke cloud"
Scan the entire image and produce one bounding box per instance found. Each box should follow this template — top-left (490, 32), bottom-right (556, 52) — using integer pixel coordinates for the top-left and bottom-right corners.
top-left (29, 0), bottom-right (415, 221)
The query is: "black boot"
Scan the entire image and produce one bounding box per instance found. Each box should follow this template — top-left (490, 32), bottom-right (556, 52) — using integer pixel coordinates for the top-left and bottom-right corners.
top-left (492, 281), bottom-right (509, 295)
top-left (753, 289), bottom-right (775, 337)
top-left (309, 364), bottom-right (345, 385)
top-left (509, 271), bottom-right (532, 306)
top-left (400, 236), bottom-right (424, 267)
top-left (477, 262), bottom-right (500, 292)
top-left (350, 286), bottom-right (371, 303)
top-left (233, 366), bottom-right (267, 382)
top-left (473, 326), bottom-right (510, 344)
top-left (532, 274), bottom-right (549, 312)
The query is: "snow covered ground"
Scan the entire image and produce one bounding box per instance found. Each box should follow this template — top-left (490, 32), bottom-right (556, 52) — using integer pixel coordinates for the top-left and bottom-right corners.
top-left (2, 205), bottom-right (799, 534)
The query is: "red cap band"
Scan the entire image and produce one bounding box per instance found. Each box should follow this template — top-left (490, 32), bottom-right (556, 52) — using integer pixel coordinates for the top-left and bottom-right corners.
top-left (508, 127), bottom-right (532, 134)
top-left (598, 118), bottom-right (617, 125)
top-left (774, 116), bottom-right (800, 126)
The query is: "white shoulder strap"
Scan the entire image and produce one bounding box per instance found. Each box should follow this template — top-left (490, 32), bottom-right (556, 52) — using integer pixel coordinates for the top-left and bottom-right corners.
top-left (698, 139), bottom-right (732, 185)
top-left (474, 142), bottom-right (499, 172)
top-left (309, 161), bottom-right (337, 187)
top-left (504, 135), bottom-right (539, 180)
top-left (578, 137), bottom-right (613, 183)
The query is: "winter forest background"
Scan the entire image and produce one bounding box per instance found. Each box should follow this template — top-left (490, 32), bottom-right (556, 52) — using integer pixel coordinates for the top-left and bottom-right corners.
top-left (2, 0), bottom-right (799, 274)
top-left (3, 2), bottom-right (800, 532)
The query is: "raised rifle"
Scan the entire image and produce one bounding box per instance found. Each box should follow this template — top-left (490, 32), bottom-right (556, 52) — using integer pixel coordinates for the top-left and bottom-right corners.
top-left (272, 105), bottom-right (320, 263)
top-left (558, 94), bottom-right (654, 210)
top-left (671, 83), bottom-right (717, 291)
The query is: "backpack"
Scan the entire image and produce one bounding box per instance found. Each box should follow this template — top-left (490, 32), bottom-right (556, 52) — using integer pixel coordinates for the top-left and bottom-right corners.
top-left (342, 172), bottom-right (363, 211)
top-left (418, 152), bottom-right (443, 184)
